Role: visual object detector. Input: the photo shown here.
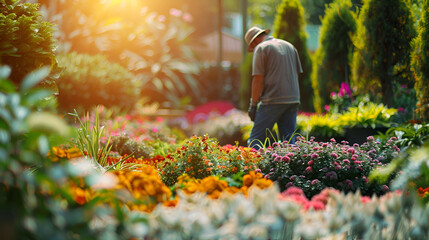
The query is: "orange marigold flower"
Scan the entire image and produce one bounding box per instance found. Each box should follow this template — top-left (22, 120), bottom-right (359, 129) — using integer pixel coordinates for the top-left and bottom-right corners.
top-left (243, 174), bottom-right (253, 187)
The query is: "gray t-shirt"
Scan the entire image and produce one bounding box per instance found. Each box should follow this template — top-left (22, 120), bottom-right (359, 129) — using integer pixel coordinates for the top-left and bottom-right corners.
top-left (252, 36), bottom-right (303, 105)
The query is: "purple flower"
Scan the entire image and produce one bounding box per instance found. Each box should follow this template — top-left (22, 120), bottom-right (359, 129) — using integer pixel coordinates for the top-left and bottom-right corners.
top-left (326, 171), bottom-right (338, 180)
top-left (330, 152), bottom-right (338, 159)
top-left (398, 107), bottom-right (405, 112)
top-left (354, 160), bottom-right (362, 164)
top-left (311, 153), bottom-right (319, 159)
top-left (347, 148), bottom-right (355, 154)
top-left (343, 159), bottom-right (350, 164)
top-left (255, 169), bottom-right (262, 173)
top-left (330, 92), bottom-right (336, 98)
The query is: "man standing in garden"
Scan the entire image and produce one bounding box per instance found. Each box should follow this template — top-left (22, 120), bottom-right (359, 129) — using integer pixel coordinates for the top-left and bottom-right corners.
top-left (245, 26), bottom-right (302, 149)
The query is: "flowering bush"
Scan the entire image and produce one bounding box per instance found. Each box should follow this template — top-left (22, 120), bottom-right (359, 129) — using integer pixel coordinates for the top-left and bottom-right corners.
top-left (159, 135), bottom-right (261, 186)
top-left (325, 82), bottom-right (354, 114)
top-left (257, 136), bottom-right (401, 198)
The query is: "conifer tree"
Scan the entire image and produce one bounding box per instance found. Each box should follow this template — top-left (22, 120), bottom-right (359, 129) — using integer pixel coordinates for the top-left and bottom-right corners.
top-left (311, 0), bottom-right (357, 112)
top-left (272, 0), bottom-right (313, 111)
top-left (351, 0), bottom-right (416, 107)
top-left (412, 0), bottom-right (429, 120)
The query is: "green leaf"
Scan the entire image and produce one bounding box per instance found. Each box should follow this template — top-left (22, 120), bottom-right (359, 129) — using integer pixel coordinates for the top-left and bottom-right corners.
top-left (0, 79), bottom-right (16, 93)
top-left (20, 67), bottom-right (50, 93)
top-left (22, 89), bottom-right (53, 106)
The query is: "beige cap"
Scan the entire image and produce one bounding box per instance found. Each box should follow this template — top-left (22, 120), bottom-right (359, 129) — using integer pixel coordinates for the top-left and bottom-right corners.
top-left (244, 26), bottom-right (270, 52)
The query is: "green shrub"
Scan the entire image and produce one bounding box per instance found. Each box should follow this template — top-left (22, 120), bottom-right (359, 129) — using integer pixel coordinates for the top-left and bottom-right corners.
top-left (412, 0), bottom-right (429, 121)
top-left (352, 0), bottom-right (416, 107)
top-left (272, 0), bottom-right (314, 112)
top-left (56, 52), bottom-right (141, 112)
top-left (311, 0), bottom-right (357, 113)
top-left (109, 135), bottom-right (153, 159)
top-left (0, 0), bottom-right (56, 86)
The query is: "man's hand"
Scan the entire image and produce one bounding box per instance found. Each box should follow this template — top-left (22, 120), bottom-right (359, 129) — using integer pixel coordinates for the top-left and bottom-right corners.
top-left (248, 105), bottom-right (257, 121)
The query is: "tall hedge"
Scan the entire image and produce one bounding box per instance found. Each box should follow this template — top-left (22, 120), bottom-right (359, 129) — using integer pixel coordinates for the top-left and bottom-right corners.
top-left (272, 0), bottom-right (314, 112)
top-left (311, 0), bottom-right (357, 113)
top-left (0, 0), bottom-right (56, 86)
top-left (412, 0), bottom-right (429, 121)
top-left (351, 0), bottom-right (416, 107)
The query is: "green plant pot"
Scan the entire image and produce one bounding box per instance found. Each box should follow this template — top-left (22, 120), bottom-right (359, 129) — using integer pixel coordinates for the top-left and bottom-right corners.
top-left (346, 127), bottom-right (388, 144)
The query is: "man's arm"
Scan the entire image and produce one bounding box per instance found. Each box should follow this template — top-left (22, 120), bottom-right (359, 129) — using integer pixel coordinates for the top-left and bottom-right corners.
top-left (251, 75), bottom-right (264, 105)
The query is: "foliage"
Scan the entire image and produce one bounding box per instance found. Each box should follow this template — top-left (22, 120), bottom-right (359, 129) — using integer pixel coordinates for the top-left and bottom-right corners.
top-left (311, 0), bottom-right (357, 112)
top-left (109, 135), bottom-right (153, 159)
top-left (379, 123), bottom-right (429, 151)
top-left (272, 0), bottom-right (314, 111)
top-left (56, 52), bottom-right (141, 112)
top-left (40, 0), bottom-right (202, 107)
top-left (337, 101), bottom-right (398, 128)
top-left (351, 0), bottom-right (417, 107)
top-left (391, 82), bottom-right (418, 123)
top-left (297, 113), bottom-right (345, 140)
top-left (159, 135), bottom-right (260, 186)
top-left (258, 136), bottom-right (400, 198)
top-left (412, 0), bottom-right (429, 121)
top-left (0, 0), bottom-right (56, 87)
top-left (301, 0), bottom-right (362, 25)
top-left (0, 67), bottom-right (115, 239)
top-left (370, 141), bottom-right (429, 205)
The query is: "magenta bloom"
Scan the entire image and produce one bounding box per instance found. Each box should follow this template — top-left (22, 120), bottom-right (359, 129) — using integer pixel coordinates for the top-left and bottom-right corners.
top-left (307, 160), bottom-right (314, 166)
top-left (282, 156), bottom-right (290, 163)
top-left (330, 152), bottom-right (338, 159)
top-left (305, 167), bottom-right (312, 173)
top-left (345, 179), bottom-right (353, 188)
top-left (311, 153), bottom-right (319, 159)
top-left (343, 159), bottom-right (350, 164)
top-left (347, 148), bottom-right (355, 154)
top-left (324, 105), bottom-right (330, 112)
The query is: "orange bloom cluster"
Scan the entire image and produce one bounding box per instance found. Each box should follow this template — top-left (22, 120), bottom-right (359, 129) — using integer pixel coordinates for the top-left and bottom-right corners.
top-left (176, 171), bottom-right (273, 199)
top-left (49, 146), bottom-right (82, 161)
top-left (241, 171), bottom-right (273, 195)
top-left (71, 184), bottom-right (92, 205)
top-left (112, 167), bottom-right (172, 212)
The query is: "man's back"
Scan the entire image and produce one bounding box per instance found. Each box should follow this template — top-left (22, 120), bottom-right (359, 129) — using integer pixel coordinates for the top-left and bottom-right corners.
top-left (252, 37), bottom-right (303, 105)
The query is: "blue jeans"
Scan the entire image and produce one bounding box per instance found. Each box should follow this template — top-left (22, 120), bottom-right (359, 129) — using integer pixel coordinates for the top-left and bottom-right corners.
top-left (247, 103), bottom-right (299, 149)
